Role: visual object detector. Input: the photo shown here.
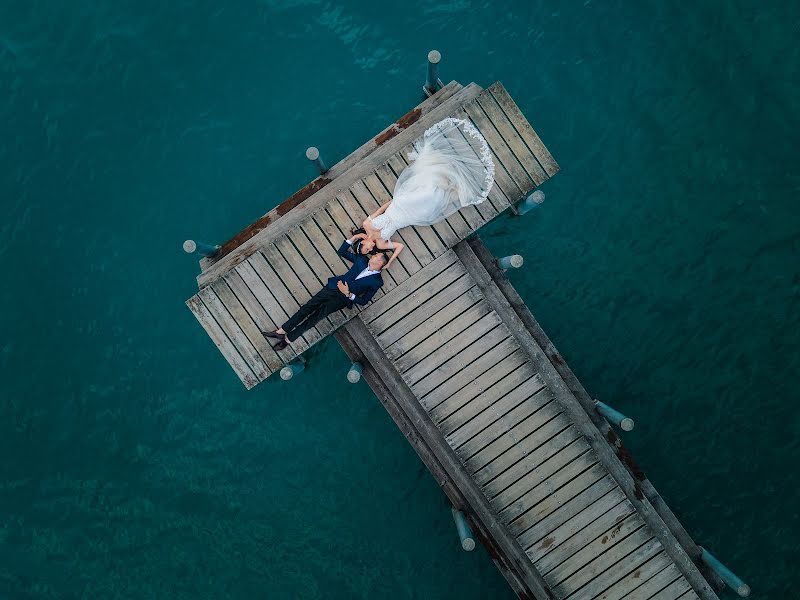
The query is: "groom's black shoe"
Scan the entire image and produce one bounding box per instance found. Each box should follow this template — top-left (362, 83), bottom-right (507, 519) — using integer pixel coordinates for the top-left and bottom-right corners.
top-left (272, 340), bottom-right (288, 351)
top-left (262, 330), bottom-right (284, 340)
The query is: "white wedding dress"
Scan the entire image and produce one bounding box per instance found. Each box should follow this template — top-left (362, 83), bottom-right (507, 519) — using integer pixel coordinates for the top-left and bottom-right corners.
top-left (370, 117), bottom-right (495, 240)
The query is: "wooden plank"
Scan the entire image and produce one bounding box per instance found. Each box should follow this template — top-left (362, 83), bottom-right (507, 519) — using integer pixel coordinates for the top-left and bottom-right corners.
top-left (446, 115), bottom-right (508, 216)
top-left (373, 162), bottom-right (448, 257)
top-left (198, 286), bottom-right (270, 381)
top-left (248, 251), bottom-right (321, 347)
top-left (439, 366), bottom-right (542, 438)
top-left (362, 171), bottom-right (434, 267)
top-left (384, 302), bottom-right (500, 371)
top-left (471, 416), bottom-right (577, 487)
top-left (340, 318), bottom-right (555, 599)
top-left (186, 295), bottom-right (257, 389)
top-left (554, 536), bottom-right (663, 599)
top-left (544, 512), bottom-right (646, 585)
top-left (381, 282), bottom-right (481, 353)
top-left (491, 440), bottom-right (593, 515)
top-left (197, 82), bottom-right (483, 287)
top-left (386, 154), bottom-right (461, 247)
top-left (525, 486), bottom-right (629, 561)
top-left (428, 348), bottom-right (528, 421)
top-left (410, 324), bottom-right (511, 392)
top-left (462, 98), bottom-right (534, 198)
top-left (224, 269), bottom-right (297, 364)
top-left (638, 566), bottom-right (691, 600)
top-left (595, 551), bottom-right (674, 600)
top-left (212, 278), bottom-right (283, 372)
top-left (456, 239), bottom-right (720, 600)
top-left (513, 472), bottom-right (616, 546)
top-left (366, 258), bottom-right (466, 333)
top-left (399, 312), bottom-right (504, 382)
top-left (475, 90), bottom-right (547, 186)
top-left (419, 337), bottom-right (520, 409)
top-left (499, 451), bottom-right (598, 523)
top-left (259, 245), bottom-right (332, 339)
top-left (453, 106), bottom-right (524, 208)
top-left (487, 82), bottom-right (559, 178)
top-left (447, 377), bottom-right (551, 455)
top-left (532, 495), bottom-right (635, 574)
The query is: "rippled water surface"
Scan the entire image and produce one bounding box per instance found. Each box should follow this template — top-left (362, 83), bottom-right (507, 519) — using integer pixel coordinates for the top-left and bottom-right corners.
top-left (1, 1), bottom-right (798, 598)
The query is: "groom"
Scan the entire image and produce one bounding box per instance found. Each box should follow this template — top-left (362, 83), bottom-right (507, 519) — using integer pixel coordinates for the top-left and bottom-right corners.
top-left (262, 238), bottom-right (388, 350)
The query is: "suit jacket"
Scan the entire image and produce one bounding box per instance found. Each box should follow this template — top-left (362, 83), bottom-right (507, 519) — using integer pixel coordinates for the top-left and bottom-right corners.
top-left (325, 241), bottom-right (384, 306)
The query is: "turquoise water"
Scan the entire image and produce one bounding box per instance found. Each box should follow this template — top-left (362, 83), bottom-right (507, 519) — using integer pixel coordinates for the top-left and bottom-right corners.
top-left (1, 1), bottom-right (798, 598)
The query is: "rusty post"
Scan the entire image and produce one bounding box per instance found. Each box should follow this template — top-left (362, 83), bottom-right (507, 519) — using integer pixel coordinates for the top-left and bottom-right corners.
top-left (183, 239), bottom-right (220, 258)
top-left (451, 507), bottom-right (476, 551)
top-left (699, 547), bottom-right (750, 597)
top-left (347, 362), bottom-right (363, 383)
top-left (516, 189), bottom-right (545, 216)
top-left (423, 50), bottom-right (442, 96)
top-left (595, 400), bottom-right (635, 431)
top-left (498, 255), bottom-right (524, 270)
top-left (280, 356), bottom-right (306, 381)
top-left (306, 146), bottom-right (328, 175)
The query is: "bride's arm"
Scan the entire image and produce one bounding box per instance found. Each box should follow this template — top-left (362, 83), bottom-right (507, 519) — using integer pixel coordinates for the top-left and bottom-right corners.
top-left (368, 200), bottom-right (392, 220)
top-left (376, 238), bottom-right (403, 270)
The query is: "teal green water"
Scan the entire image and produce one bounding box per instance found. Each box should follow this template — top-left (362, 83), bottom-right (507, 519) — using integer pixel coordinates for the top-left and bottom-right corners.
top-left (1, 1), bottom-right (798, 598)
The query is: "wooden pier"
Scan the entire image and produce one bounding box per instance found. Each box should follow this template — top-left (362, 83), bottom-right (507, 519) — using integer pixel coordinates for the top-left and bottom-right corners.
top-left (185, 78), bottom-right (735, 599)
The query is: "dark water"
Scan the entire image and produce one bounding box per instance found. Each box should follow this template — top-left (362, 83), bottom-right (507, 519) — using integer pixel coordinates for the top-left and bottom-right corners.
top-left (1, 1), bottom-right (798, 598)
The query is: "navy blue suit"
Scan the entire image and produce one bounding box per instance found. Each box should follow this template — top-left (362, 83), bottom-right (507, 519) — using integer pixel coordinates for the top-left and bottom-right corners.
top-left (281, 240), bottom-right (384, 342)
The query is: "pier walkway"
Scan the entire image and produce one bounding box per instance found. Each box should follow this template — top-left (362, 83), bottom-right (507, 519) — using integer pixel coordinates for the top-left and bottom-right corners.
top-left (185, 80), bottom-right (728, 599)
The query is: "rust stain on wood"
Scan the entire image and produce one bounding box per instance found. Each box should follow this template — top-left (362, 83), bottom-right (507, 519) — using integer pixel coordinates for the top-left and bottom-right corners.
top-left (374, 108), bottom-right (422, 146)
top-left (539, 536), bottom-right (555, 550)
top-left (212, 177), bottom-right (331, 260)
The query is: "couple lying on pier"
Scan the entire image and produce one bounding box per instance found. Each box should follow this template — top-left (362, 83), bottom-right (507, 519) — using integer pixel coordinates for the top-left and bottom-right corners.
top-left (262, 117), bottom-right (495, 351)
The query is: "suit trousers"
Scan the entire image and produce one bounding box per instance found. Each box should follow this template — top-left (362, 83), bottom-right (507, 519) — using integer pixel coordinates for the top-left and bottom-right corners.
top-left (282, 287), bottom-right (349, 342)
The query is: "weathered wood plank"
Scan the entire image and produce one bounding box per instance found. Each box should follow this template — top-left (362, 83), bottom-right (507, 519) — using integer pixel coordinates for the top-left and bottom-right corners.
top-left (487, 82), bottom-right (560, 178)
top-left (428, 348), bottom-right (528, 421)
top-left (525, 486), bottom-right (629, 562)
top-left (514, 473), bottom-right (617, 548)
top-left (366, 259), bottom-right (466, 334)
top-left (475, 90), bottom-right (547, 186)
top-left (553, 535), bottom-right (663, 599)
top-left (463, 98), bottom-right (535, 197)
top-left (212, 278), bottom-right (283, 373)
top-left (491, 440), bottom-right (593, 516)
top-left (389, 301), bottom-right (492, 366)
top-left (596, 551), bottom-right (674, 600)
top-left (635, 566), bottom-right (691, 600)
top-left (198, 286), bottom-right (270, 381)
top-left (471, 416), bottom-right (577, 487)
top-left (381, 281), bottom-right (481, 353)
top-left (532, 494), bottom-right (635, 573)
top-left (418, 337), bottom-right (520, 410)
top-left (439, 366), bottom-right (542, 438)
top-left (186, 295), bottom-right (257, 388)
top-left (544, 512), bottom-right (646, 585)
top-left (398, 312), bottom-right (504, 382)
top-left (410, 324), bottom-right (511, 392)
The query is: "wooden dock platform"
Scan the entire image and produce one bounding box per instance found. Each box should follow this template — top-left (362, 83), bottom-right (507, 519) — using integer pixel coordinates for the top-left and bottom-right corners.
top-left (185, 80), bottom-right (729, 599)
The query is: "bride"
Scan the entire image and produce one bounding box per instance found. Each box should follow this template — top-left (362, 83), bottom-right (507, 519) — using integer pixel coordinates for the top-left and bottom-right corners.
top-left (353, 117), bottom-right (495, 266)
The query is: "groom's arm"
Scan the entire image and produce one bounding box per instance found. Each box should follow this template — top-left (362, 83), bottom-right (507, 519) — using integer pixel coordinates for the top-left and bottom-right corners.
top-left (337, 240), bottom-right (358, 264)
top-left (351, 280), bottom-right (381, 306)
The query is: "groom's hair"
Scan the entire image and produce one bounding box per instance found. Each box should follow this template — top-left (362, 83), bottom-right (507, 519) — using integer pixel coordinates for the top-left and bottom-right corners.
top-left (377, 252), bottom-right (389, 267)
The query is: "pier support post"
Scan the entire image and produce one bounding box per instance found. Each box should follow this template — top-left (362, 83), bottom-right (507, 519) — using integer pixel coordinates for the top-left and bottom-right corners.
top-left (423, 50), bottom-right (443, 96)
top-left (594, 400), bottom-right (635, 431)
top-left (306, 147), bottom-right (328, 175)
top-left (699, 547), bottom-right (750, 597)
top-left (451, 507), bottom-right (476, 551)
top-left (280, 357), bottom-right (306, 381)
top-left (497, 255), bottom-right (524, 270)
top-left (183, 239), bottom-right (220, 258)
top-left (516, 189), bottom-right (545, 216)
top-left (347, 362), bottom-right (363, 383)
